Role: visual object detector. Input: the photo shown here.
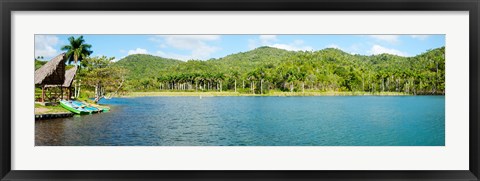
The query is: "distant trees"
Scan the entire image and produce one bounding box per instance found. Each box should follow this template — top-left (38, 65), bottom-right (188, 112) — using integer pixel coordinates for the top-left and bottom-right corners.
top-left (115, 46), bottom-right (445, 95)
top-left (35, 59), bottom-right (46, 70)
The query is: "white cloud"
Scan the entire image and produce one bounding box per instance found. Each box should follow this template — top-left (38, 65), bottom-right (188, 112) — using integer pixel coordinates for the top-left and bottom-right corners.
top-left (259, 35), bottom-right (277, 40)
top-left (250, 35), bottom-right (278, 48)
top-left (368, 35), bottom-right (399, 44)
top-left (127, 48), bottom-right (149, 55)
top-left (259, 35), bottom-right (277, 44)
top-left (112, 56), bottom-right (125, 62)
top-left (270, 43), bottom-right (313, 51)
top-left (369, 45), bottom-right (407, 56)
top-left (249, 36), bottom-right (312, 51)
top-left (348, 43), bottom-right (363, 54)
top-left (410, 35), bottom-right (430, 40)
top-left (155, 47), bottom-right (218, 61)
top-left (155, 51), bottom-right (194, 61)
top-left (163, 36), bottom-right (218, 50)
top-left (271, 38), bottom-right (312, 51)
top-left (34, 35), bottom-right (59, 58)
top-left (324, 44), bottom-right (362, 54)
top-left (149, 35), bottom-right (220, 60)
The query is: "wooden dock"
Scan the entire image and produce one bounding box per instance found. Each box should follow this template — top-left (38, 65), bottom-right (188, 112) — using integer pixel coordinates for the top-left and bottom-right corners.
top-left (35, 112), bottom-right (74, 120)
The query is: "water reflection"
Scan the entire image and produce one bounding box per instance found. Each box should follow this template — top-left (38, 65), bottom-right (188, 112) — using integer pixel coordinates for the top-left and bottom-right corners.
top-left (35, 96), bottom-right (445, 146)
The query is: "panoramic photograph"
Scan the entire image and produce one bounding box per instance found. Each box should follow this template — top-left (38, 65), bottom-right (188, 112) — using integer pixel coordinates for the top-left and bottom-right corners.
top-left (34, 34), bottom-right (445, 146)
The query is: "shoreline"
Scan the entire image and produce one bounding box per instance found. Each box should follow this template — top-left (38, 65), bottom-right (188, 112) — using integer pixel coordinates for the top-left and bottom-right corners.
top-left (35, 103), bottom-right (70, 114)
top-left (35, 101), bottom-right (110, 116)
top-left (118, 91), bottom-right (433, 97)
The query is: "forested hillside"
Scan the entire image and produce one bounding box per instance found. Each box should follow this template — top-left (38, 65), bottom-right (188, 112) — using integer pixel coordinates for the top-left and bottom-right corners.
top-left (115, 46), bottom-right (445, 95)
top-left (114, 54), bottom-right (182, 80)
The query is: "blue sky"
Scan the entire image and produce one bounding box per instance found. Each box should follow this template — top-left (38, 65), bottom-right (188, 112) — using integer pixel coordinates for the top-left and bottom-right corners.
top-left (35, 34), bottom-right (445, 62)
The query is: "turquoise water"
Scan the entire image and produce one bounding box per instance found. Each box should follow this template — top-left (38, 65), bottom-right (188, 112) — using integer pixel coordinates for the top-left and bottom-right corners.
top-left (35, 96), bottom-right (445, 146)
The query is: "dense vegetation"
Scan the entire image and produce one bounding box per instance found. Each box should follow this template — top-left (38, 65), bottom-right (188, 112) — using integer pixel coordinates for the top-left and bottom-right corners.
top-left (35, 59), bottom-right (47, 70)
top-left (114, 54), bottom-right (182, 80)
top-left (116, 46), bottom-right (445, 95)
top-left (79, 56), bottom-right (127, 102)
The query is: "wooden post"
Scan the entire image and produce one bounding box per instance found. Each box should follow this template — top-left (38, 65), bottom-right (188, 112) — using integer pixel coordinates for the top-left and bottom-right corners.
top-left (41, 85), bottom-right (45, 102)
top-left (68, 87), bottom-right (72, 100)
top-left (60, 86), bottom-right (63, 100)
top-left (77, 79), bottom-right (81, 98)
top-left (74, 80), bottom-right (77, 98)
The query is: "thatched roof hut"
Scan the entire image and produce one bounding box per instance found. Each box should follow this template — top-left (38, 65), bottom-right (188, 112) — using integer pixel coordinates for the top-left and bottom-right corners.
top-left (34, 53), bottom-right (66, 85)
top-left (45, 66), bottom-right (77, 88)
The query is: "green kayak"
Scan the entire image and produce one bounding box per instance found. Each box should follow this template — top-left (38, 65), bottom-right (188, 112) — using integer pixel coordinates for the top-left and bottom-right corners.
top-left (60, 100), bottom-right (99, 115)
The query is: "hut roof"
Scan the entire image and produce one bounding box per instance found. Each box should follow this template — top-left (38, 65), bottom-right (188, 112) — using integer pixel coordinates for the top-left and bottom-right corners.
top-left (63, 66), bottom-right (77, 87)
top-left (34, 53), bottom-right (66, 85)
top-left (45, 66), bottom-right (77, 88)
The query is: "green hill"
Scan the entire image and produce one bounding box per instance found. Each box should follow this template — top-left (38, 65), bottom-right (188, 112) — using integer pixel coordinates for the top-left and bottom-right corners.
top-left (114, 54), bottom-right (182, 80)
top-left (114, 46), bottom-right (445, 95)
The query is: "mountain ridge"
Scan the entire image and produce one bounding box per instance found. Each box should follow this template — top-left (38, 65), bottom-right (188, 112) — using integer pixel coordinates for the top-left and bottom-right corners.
top-left (114, 46), bottom-right (445, 94)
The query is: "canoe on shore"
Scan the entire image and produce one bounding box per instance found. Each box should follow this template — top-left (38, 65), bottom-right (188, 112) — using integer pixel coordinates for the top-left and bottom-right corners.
top-left (60, 100), bottom-right (100, 115)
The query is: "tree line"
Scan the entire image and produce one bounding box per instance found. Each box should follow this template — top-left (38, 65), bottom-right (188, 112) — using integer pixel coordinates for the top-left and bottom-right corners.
top-left (117, 46), bottom-right (445, 95)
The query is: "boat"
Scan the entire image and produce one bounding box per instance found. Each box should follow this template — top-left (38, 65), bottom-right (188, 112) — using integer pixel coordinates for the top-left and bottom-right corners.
top-left (99, 107), bottom-right (110, 112)
top-left (71, 100), bottom-right (100, 113)
top-left (87, 102), bottom-right (110, 112)
top-left (60, 100), bottom-right (100, 115)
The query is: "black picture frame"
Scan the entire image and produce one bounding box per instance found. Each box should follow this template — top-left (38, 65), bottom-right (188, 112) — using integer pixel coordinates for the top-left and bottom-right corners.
top-left (1, 0), bottom-right (479, 180)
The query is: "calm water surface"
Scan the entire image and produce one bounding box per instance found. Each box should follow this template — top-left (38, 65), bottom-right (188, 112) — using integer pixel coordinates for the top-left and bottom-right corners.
top-left (35, 96), bottom-right (445, 146)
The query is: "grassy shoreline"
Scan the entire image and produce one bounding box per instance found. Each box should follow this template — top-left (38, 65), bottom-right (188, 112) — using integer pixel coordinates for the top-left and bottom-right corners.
top-left (35, 101), bottom-right (110, 115)
top-left (35, 103), bottom-right (70, 114)
top-left (121, 91), bottom-right (414, 97)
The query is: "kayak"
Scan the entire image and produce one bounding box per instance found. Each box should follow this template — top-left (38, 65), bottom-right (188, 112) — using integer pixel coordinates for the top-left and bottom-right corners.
top-left (71, 100), bottom-right (100, 113)
top-left (100, 107), bottom-right (110, 112)
top-left (60, 100), bottom-right (100, 114)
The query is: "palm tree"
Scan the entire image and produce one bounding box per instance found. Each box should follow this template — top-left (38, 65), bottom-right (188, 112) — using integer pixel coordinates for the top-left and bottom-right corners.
top-left (231, 71), bottom-right (239, 92)
top-left (255, 67), bottom-right (266, 94)
top-left (61, 36), bottom-right (92, 98)
top-left (285, 66), bottom-right (297, 93)
top-left (61, 36), bottom-right (93, 67)
top-left (216, 73), bottom-right (225, 92)
top-left (297, 70), bottom-right (307, 93)
top-left (247, 71), bottom-right (257, 94)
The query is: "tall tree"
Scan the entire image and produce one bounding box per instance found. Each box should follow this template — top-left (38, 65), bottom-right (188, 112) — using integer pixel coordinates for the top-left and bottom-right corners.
top-left (231, 71), bottom-right (239, 92)
top-left (61, 36), bottom-right (93, 67)
top-left (81, 56), bottom-right (127, 103)
top-left (61, 36), bottom-right (93, 98)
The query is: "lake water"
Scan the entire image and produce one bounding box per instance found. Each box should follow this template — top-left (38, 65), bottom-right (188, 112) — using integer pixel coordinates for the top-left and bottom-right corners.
top-left (35, 96), bottom-right (445, 146)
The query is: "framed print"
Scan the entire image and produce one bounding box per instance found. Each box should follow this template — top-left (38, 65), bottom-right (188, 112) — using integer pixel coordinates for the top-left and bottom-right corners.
top-left (1, 0), bottom-right (479, 180)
